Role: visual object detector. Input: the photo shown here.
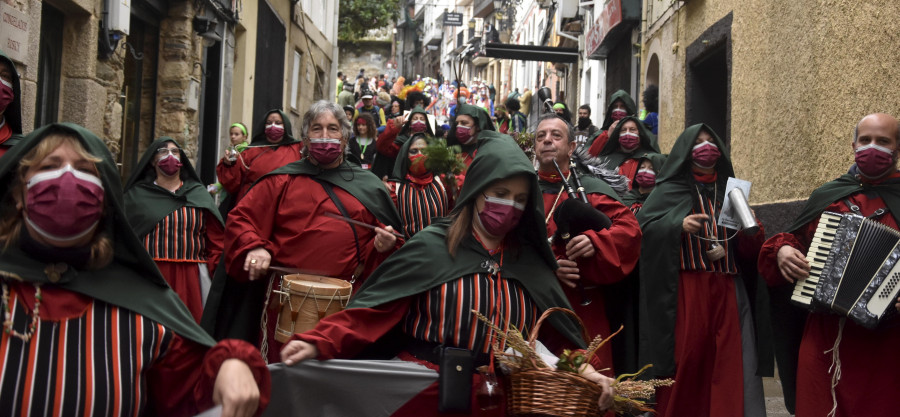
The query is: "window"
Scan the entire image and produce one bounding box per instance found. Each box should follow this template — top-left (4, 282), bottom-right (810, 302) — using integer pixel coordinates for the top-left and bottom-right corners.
top-left (36, 3), bottom-right (64, 126)
top-left (291, 50), bottom-right (301, 110)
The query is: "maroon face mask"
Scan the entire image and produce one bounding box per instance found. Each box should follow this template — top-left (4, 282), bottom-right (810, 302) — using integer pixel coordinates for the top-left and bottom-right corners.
top-left (410, 120), bottom-right (427, 133)
top-left (611, 108), bottom-right (627, 121)
top-left (0, 79), bottom-right (14, 115)
top-left (157, 154), bottom-right (182, 176)
top-left (25, 165), bottom-right (105, 241)
top-left (456, 126), bottom-right (475, 145)
top-left (309, 138), bottom-right (343, 165)
top-left (477, 195), bottom-right (525, 237)
top-left (855, 143), bottom-right (895, 178)
top-left (408, 153), bottom-right (429, 177)
top-left (691, 141), bottom-right (721, 168)
top-left (618, 132), bottom-right (640, 150)
top-left (634, 169), bottom-right (657, 188)
top-left (265, 123), bottom-right (285, 142)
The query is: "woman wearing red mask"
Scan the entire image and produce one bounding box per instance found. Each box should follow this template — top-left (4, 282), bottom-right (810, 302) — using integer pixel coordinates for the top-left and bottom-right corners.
top-left (621, 153), bottom-right (667, 215)
top-left (588, 116), bottom-right (660, 191)
top-left (636, 124), bottom-right (769, 417)
top-left (280, 136), bottom-right (615, 416)
top-left (375, 106), bottom-right (436, 180)
top-left (0, 124), bottom-right (269, 416)
top-left (124, 138), bottom-right (225, 322)
top-left (0, 50), bottom-right (23, 157)
top-left (384, 134), bottom-right (449, 238)
top-left (216, 109), bottom-right (302, 206)
top-left (585, 90), bottom-right (637, 152)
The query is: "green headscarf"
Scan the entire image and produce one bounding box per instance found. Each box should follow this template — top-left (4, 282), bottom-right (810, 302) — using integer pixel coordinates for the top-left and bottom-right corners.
top-left (0, 123), bottom-right (214, 346)
top-left (398, 106), bottom-right (435, 138)
top-left (391, 133), bottom-right (429, 181)
top-left (596, 116), bottom-right (660, 170)
top-left (0, 50), bottom-right (23, 147)
top-left (249, 109), bottom-right (301, 146)
top-left (349, 137), bottom-right (587, 348)
top-left (123, 137), bottom-right (224, 238)
top-left (621, 152), bottom-right (667, 207)
top-left (600, 90), bottom-right (636, 131)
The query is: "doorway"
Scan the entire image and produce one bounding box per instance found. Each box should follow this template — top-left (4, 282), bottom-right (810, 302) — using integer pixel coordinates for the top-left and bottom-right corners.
top-left (685, 13), bottom-right (732, 146)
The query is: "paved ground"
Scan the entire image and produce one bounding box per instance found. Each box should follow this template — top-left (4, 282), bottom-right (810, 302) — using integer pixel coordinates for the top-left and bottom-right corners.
top-left (763, 370), bottom-right (793, 417)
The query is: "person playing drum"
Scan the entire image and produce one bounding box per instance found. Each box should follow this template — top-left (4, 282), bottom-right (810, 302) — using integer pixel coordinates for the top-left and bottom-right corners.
top-left (280, 136), bottom-right (615, 416)
top-left (217, 100), bottom-right (403, 363)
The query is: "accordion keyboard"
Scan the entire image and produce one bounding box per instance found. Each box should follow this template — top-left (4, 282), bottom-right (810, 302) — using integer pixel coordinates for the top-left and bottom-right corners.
top-left (791, 212), bottom-right (843, 306)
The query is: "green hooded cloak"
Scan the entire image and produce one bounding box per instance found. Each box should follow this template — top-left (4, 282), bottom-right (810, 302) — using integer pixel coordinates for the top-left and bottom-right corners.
top-left (599, 90), bottom-right (636, 131)
top-left (596, 116), bottom-right (660, 170)
top-left (397, 106), bottom-right (436, 141)
top-left (390, 133), bottom-right (430, 181)
top-left (249, 109), bottom-right (302, 147)
top-left (123, 137), bottom-right (224, 237)
top-left (0, 123), bottom-right (214, 346)
top-left (0, 50), bottom-right (23, 148)
top-left (621, 153), bottom-right (667, 208)
top-left (350, 137), bottom-right (588, 348)
top-left (636, 124), bottom-right (771, 377)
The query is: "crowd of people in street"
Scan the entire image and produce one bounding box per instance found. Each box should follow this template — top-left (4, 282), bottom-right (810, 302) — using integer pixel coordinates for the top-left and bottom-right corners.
top-left (1, 56), bottom-right (899, 417)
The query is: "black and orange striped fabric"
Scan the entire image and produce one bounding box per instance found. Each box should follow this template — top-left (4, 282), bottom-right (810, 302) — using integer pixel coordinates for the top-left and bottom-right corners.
top-left (394, 180), bottom-right (449, 238)
top-left (679, 185), bottom-right (737, 273)
top-left (142, 206), bottom-right (207, 262)
top-left (402, 273), bottom-right (538, 354)
top-left (0, 289), bottom-right (174, 416)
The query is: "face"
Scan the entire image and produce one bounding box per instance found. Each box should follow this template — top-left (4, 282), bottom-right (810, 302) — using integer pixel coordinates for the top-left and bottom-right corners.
top-left (229, 126), bottom-right (246, 146)
top-left (21, 140), bottom-right (101, 248)
top-left (408, 138), bottom-right (427, 156)
top-left (535, 117), bottom-right (574, 168)
top-left (0, 61), bottom-right (13, 85)
top-left (344, 109), bottom-right (354, 120)
top-left (612, 100), bottom-right (627, 111)
top-left (639, 159), bottom-right (654, 171)
top-left (356, 121), bottom-right (368, 135)
top-left (475, 174), bottom-right (530, 214)
top-left (456, 115), bottom-right (476, 129)
top-left (153, 141), bottom-right (180, 166)
top-left (266, 112), bottom-right (284, 126)
top-left (391, 102), bottom-right (400, 113)
top-left (555, 108), bottom-right (565, 116)
top-left (307, 111), bottom-right (346, 142)
top-left (363, 98), bottom-right (372, 107)
top-left (620, 120), bottom-right (639, 136)
top-left (694, 130), bottom-right (714, 146)
top-left (854, 114), bottom-right (900, 153)
top-left (413, 100), bottom-right (425, 108)
top-left (578, 108), bottom-right (590, 119)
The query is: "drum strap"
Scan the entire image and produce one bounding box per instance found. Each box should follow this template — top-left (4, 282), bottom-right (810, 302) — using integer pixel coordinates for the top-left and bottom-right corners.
top-left (313, 178), bottom-right (364, 283)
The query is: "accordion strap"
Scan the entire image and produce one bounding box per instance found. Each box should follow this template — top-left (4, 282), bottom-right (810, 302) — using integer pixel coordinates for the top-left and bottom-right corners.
top-left (842, 198), bottom-right (889, 220)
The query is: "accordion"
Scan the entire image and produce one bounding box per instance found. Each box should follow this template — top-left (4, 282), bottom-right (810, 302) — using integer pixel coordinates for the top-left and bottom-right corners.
top-left (791, 211), bottom-right (900, 329)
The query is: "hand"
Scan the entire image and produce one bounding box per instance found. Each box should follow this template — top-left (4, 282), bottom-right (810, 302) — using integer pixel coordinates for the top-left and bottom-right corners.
top-left (382, 176), bottom-right (392, 192)
top-left (777, 245), bottom-right (810, 284)
top-left (895, 296), bottom-right (900, 313)
top-left (555, 259), bottom-right (580, 288)
top-left (682, 214), bottom-right (709, 234)
top-left (580, 364), bottom-right (615, 412)
top-left (607, 120), bottom-right (620, 136)
top-left (212, 359), bottom-right (260, 417)
top-left (373, 226), bottom-right (397, 253)
top-left (566, 235), bottom-right (596, 259)
top-left (281, 340), bottom-right (319, 365)
top-left (243, 247), bottom-right (272, 281)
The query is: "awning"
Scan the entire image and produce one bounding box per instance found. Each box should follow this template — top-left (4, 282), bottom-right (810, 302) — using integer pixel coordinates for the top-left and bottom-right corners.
top-left (482, 43), bottom-right (579, 63)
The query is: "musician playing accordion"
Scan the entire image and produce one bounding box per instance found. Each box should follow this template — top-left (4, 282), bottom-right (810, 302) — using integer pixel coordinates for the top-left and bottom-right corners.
top-left (759, 113), bottom-right (900, 417)
top-left (533, 114), bottom-right (642, 377)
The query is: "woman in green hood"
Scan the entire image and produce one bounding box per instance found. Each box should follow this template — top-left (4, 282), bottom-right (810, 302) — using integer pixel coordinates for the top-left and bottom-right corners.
top-left (587, 115), bottom-right (660, 191)
top-left (124, 137), bottom-right (225, 322)
top-left (585, 90), bottom-right (637, 151)
top-left (621, 152), bottom-right (667, 215)
top-left (279, 137), bottom-right (614, 416)
top-left (0, 50), bottom-right (24, 156)
top-left (636, 124), bottom-right (767, 417)
top-left (374, 105), bottom-right (438, 179)
top-left (216, 109), bottom-right (303, 204)
top-left (0, 123), bottom-right (269, 416)
top-left (385, 133), bottom-right (449, 238)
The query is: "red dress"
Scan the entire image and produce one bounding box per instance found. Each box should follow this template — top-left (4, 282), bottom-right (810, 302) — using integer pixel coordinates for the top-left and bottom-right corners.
top-left (0, 282), bottom-right (270, 416)
top-left (541, 185), bottom-right (642, 376)
top-left (225, 173), bottom-right (399, 362)
top-left (758, 192), bottom-right (900, 417)
top-left (215, 143), bottom-right (303, 203)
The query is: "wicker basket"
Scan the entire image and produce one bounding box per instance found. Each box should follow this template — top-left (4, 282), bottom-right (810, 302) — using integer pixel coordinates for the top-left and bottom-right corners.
top-left (504, 307), bottom-right (603, 417)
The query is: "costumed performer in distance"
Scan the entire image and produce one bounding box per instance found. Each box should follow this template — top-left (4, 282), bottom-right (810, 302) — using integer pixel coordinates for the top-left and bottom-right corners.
top-left (280, 135), bottom-right (614, 416)
top-left (0, 123), bottom-right (269, 416)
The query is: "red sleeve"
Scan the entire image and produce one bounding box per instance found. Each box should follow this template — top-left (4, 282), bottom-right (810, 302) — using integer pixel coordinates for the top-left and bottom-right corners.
top-left (224, 175), bottom-right (288, 281)
top-left (386, 181), bottom-right (399, 206)
top-left (570, 194), bottom-right (642, 286)
top-left (377, 120), bottom-right (402, 157)
top-left (587, 131), bottom-right (609, 157)
top-left (293, 298), bottom-right (412, 359)
top-left (149, 336), bottom-right (271, 416)
top-left (759, 231), bottom-right (809, 287)
top-left (216, 157), bottom-right (245, 195)
top-left (735, 219), bottom-right (766, 265)
top-left (205, 211), bottom-right (225, 274)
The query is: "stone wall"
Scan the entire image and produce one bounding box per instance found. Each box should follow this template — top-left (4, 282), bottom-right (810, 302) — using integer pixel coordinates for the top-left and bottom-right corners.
top-left (338, 40), bottom-right (392, 82)
top-left (642, 0), bottom-right (900, 205)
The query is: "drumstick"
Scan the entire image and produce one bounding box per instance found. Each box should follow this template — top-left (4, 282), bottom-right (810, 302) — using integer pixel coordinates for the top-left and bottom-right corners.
top-left (323, 212), bottom-right (405, 238)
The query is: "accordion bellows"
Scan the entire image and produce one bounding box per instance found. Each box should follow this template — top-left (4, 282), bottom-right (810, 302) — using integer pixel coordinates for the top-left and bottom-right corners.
top-left (792, 211), bottom-right (900, 329)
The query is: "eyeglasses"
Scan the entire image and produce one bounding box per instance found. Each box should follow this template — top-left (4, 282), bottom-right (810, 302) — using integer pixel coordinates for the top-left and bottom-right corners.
top-left (156, 147), bottom-right (178, 156)
top-left (408, 148), bottom-right (424, 156)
